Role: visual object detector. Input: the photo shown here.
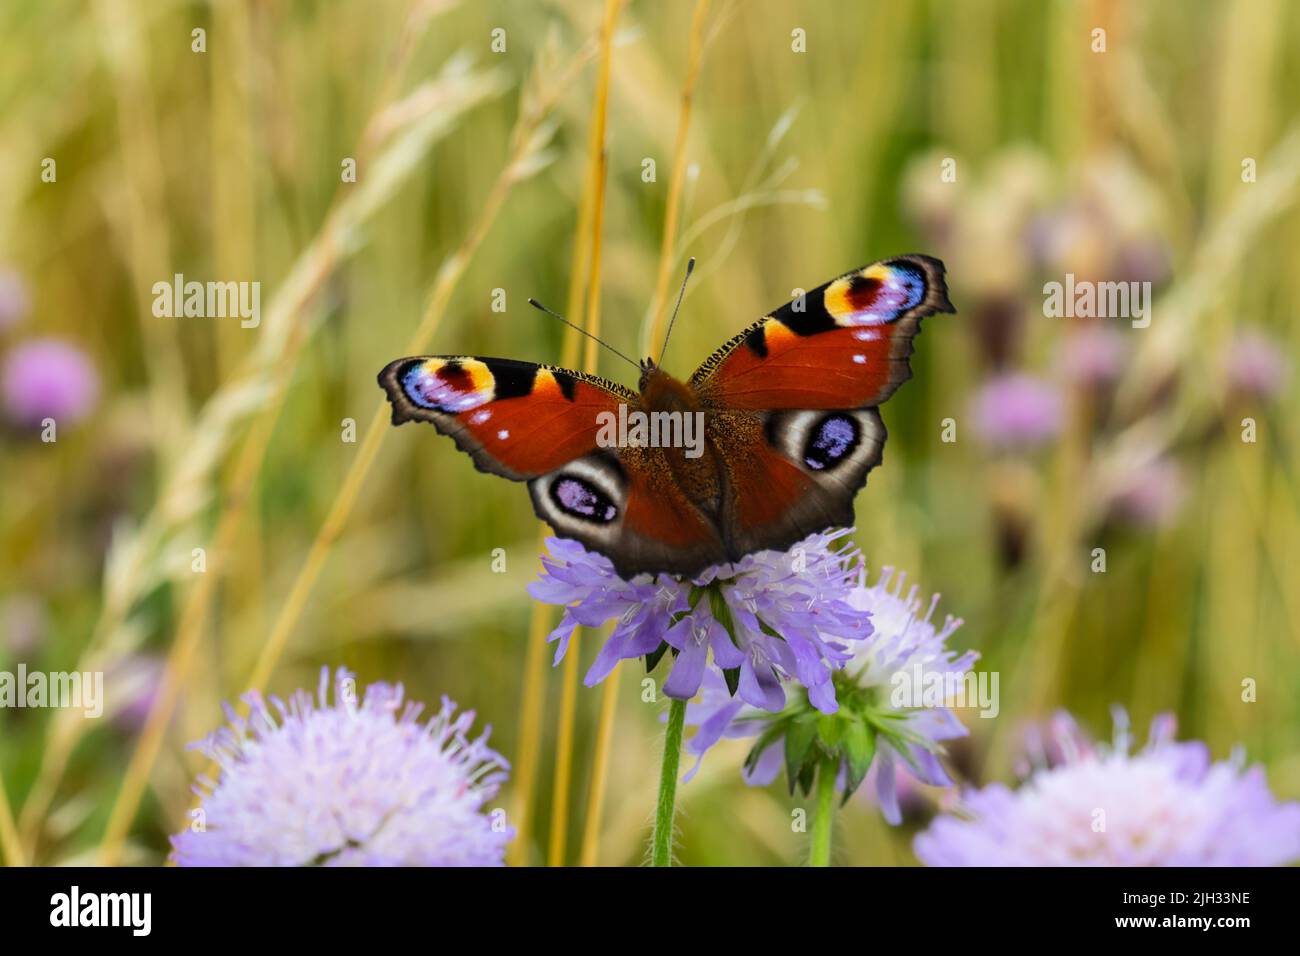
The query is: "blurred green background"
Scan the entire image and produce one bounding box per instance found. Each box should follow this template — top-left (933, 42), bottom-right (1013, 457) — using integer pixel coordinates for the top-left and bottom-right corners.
top-left (1, 0), bottom-right (1297, 866)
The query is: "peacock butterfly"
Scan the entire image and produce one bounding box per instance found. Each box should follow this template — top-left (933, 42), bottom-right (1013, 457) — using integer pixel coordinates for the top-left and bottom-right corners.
top-left (378, 254), bottom-right (954, 578)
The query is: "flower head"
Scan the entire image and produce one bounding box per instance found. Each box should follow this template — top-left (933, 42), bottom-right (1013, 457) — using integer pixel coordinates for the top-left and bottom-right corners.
top-left (171, 668), bottom-right (511, 867)
top-left (530, 531), bottom-right (872, 714)
top-left (915, 710), bottom-right (1300, 866)
top-left (683, 565), bottom-right (976, 823)
top-left (1057, 325), bottom-right (1127, 389)
top-left (970, 372), bottom-right (1062, 450)
top-left (2, 338), bottom-right (100, 427)
top-left (1104, 454), bottom-right (1185, 528)
top-left (1012, 711), bottom-right (1096, 777)
top-left (1224, 330), bottom-right (1290, 402)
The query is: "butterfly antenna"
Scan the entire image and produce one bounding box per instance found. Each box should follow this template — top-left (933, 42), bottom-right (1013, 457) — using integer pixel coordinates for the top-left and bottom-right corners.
top-left (526, 298), bottom-right (641, 372)
top-left (657, 256), bottom-right (696, 368)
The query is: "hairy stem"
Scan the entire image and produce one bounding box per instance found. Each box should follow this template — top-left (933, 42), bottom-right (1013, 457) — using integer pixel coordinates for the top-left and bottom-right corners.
top-left (652, 697), bottom-right (688, 866)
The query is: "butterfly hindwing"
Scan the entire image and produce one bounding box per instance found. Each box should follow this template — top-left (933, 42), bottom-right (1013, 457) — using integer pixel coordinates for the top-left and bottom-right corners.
top-left (690, 254), bottom-right (953, 411)
top-left (530, 448), bottom-right (727, 578)
top-left (709, 408), bottom-right (887, 559)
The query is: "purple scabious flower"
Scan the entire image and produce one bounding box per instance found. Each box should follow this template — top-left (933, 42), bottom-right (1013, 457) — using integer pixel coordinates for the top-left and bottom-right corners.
top-left (1224, 330), bottom-right (1290, 402)
top-left (915, 710), bottom-right (1300, 866)
top-left (529, 530), bottom-right (872, 714)
top-left (682, 565), bottom-right (976, 822)
top-left (1, 338), bottom-right (100, 427)
top-left (1104, 454), bottom-right (1185, 528)
top-left (1057, 325), bottom-right (1127, 389)
top-left (1012, 711), bottom-right (1096, 777)
top-left (970, 372), bottom-right (1063, 450)
top-left (171, 668), bottom-right (511, 867)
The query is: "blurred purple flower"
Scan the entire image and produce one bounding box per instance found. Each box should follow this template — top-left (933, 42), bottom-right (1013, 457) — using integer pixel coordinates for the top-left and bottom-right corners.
top-left (1224, 331), bottom-right (1290, 402)
top-left (1114, 237), bottom-right (1172, 287)
top-left (970, 372), bottom-right (1063, 449)
top-left (171, 667), bottom-right (511, 867)
top-left (530, 531), bottom-right (872, 713)
top-left (0, 269), bottom-right (30, 330)
top-left (1106, 456), bottom-right (1185, 528)
top-left (2, 338), bottom-right (100, 427)
top-left (683, 565), bottom-right (976, 823)
top-left (1058, 325), bottom-right (1127, 389)
top-left (1012, 710), bottom-right (1096, 778)
top-left (916, 710), bottom-right (1300, 866)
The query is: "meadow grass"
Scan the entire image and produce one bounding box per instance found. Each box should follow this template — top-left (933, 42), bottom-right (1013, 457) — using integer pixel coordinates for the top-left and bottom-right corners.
top-left (0, 0), bottom-right (1297, 866)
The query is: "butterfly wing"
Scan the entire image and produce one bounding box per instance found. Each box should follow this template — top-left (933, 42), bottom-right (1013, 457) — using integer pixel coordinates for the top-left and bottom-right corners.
top-left (689, 255), bottom-right (952, 557)
top-left (378, 356), bottom-right (727, 576)
top-left (379, 356), bottom-right (633, 478)
top-left (690, 254), bottom-right (953, 410)
top-left (707, 407), bottom-right (888, 560)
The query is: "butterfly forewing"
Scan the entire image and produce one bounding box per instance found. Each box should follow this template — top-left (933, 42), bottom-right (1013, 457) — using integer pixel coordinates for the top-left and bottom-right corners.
top-left (378, 355), bottom-right (727, 576)
top-left (689, 254), bottom-right (953, 411)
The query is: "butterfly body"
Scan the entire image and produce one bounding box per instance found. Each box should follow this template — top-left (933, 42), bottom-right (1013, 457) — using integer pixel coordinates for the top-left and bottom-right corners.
top-left (379, 255), bottom-right (953, 578)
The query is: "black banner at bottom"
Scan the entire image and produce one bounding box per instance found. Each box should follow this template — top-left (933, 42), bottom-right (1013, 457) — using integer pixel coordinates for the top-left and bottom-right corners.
top-left (0, 866), bottom-right (1288, 941)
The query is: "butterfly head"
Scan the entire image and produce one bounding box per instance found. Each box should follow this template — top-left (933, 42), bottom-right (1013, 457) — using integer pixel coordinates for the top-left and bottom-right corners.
top-left (637, 355), bottom-right (664, 394)
top-left (638, 358), bottom-right (698, 413)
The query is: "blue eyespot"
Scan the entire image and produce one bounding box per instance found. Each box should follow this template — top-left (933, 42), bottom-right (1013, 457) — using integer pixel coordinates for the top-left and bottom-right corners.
top-left (551, 476), bottom-right (618, 523)
top-left (804, 414), bottom-right (859, 471)
top-left (892, 264), bottom-right (926, 311)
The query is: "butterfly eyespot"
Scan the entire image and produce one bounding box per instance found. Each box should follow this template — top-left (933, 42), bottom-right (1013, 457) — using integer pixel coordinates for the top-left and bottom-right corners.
top-left (803, 414), bottom-right (860, 471)
top-left (884, 262), bottom-right (927, 310)
top-left (402, 359), bottom-right (492, 412)
top-left (550, 476), bottom-right (618, 524)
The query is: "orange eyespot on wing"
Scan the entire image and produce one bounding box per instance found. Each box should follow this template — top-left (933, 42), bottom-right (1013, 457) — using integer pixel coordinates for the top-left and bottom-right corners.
top-left (690, 254), bottom-right (954, 411)
top-left (378, 356), bottom-right (635, 480)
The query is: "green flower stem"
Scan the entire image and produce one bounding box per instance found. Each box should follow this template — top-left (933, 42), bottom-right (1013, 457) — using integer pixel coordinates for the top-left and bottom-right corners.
top-left (809, 758), bottom-right (838, 867)
top-left (652, 697), bottom-right (688, 866)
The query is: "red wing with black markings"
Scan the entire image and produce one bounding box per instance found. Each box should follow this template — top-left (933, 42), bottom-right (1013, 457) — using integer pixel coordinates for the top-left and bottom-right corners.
top-left (378, 356), bottom-right (728, 576)
top-left (379, 356), bottom-right (633, 479)
top-left (690, 254), bottom-right (953, 410)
